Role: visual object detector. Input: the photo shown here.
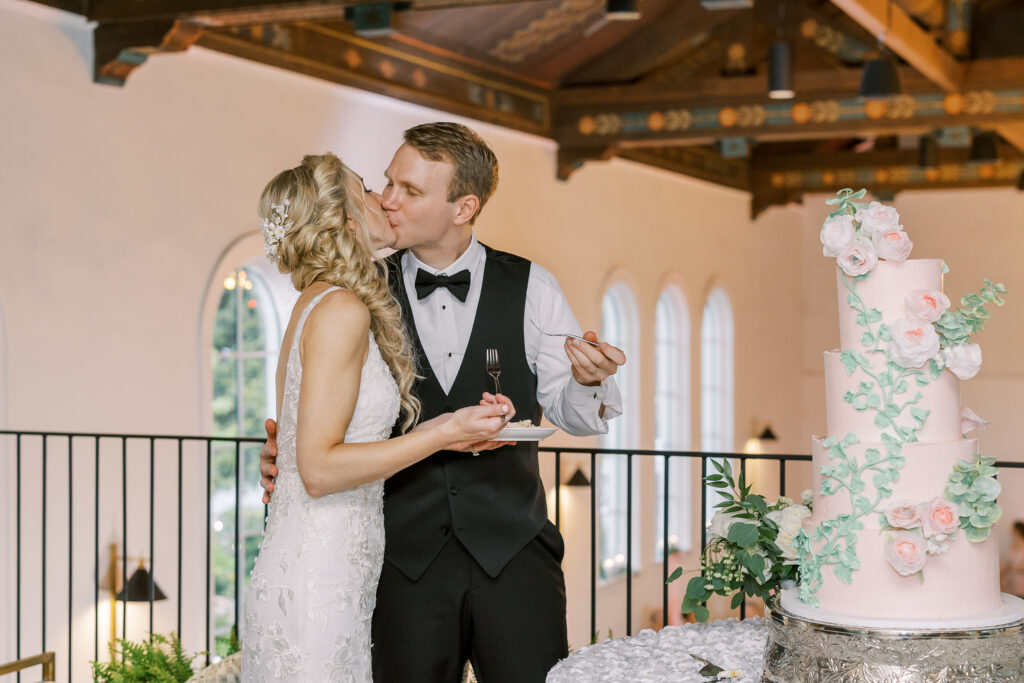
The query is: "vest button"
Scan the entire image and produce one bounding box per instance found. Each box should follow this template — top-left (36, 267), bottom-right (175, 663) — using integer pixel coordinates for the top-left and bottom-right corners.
top-left (449, 487), bottom-right (460, 496)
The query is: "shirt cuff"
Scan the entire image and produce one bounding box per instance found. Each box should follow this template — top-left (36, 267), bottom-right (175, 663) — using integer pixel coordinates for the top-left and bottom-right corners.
top-left (565, 377), bottom-right (624, 421)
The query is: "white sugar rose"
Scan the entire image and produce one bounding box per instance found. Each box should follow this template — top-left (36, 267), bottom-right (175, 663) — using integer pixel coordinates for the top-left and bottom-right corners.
top-left (837, 237), bottom-right (878, 277)
top-left (855, 201), bottom-right (902, 236)
top-left (884, 500), bottom-right (922, 529)
top-left (801, 489), bottom-right (814, 505)
top-left (821, 214), bottom-right (856, 257)
top-left (943, 343), bottom-right (982, 380)
top-left (708, 510), bottom-right (738, 539)
top-left (921, 498), bottom-right (960, 537)
top-left (888, 317), bottom-right (941, 368)
top-left (872, 228), bottom-right (913, 262)
top-left (905, 290), bottom-right (950, 322)
top-left (961, 407), bottom-right (990, 435)
top-left (767, 504), bottom-right (812, 561)
top-left (885, 532), bottom-right (927, 576)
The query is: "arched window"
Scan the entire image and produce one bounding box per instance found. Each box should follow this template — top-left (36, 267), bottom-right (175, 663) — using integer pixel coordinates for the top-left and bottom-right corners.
top-left (700, 287), bottom-right (734, 522)
top-left (209, 261), bottom-right (285, 654)
top-left (598, 281), bottom-right (641, 581)
top-left (654, 285), bottom-right (691, 562)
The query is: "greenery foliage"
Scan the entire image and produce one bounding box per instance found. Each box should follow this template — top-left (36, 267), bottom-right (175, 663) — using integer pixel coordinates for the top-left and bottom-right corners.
top-left (669, 459), bottom-right (801, 622)
top-left (946, 456), bottom-right (1002, 541)
top-left (91, 633), bottom-right (201, 682)
top-left (933, 279), bottom-right (1007, 347)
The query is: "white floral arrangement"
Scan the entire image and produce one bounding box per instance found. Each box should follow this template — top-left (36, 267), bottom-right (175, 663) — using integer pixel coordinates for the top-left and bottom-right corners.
top-left (260, 198), bottom-right (293, 264)
top-left (671, 459), bottom-right (813, 622)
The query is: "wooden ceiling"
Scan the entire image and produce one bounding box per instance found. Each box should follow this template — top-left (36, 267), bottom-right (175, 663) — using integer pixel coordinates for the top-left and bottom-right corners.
top-left (33, 0), bottom-right (1024, 216)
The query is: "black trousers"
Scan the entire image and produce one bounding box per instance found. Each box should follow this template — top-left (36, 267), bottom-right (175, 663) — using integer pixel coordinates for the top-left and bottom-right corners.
top-left (371, 521), bottom-right (568, 683)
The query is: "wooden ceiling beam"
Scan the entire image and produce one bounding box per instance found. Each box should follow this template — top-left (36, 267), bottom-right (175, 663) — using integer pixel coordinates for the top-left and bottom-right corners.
top-left (78, 0), bottom-right (543, 24)
top-left (829, 0), bottom-right (964, 91)
top-left (995, 123), bottom-right (1024, 155)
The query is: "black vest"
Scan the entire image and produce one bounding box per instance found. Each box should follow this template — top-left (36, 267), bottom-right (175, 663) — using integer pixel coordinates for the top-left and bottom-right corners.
top-left (383, 245), bottom-right (547, 580)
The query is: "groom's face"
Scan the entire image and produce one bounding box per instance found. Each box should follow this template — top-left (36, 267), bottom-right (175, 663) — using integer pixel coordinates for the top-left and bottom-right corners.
top-left (381, 144), bottom-right (460, 251)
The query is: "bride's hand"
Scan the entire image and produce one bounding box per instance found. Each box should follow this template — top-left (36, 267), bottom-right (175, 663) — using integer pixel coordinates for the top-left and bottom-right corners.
top-left (441, 394), bottom-right (515, 448)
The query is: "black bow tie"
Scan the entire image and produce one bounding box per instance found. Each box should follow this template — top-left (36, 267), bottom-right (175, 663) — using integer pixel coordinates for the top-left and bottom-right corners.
top-left (414, 268), bottom-right (471, 302)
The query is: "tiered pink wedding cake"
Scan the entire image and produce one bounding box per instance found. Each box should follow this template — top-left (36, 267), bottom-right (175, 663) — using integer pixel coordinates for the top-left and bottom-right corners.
top-left (783, 190), bottom-right (1020, 627)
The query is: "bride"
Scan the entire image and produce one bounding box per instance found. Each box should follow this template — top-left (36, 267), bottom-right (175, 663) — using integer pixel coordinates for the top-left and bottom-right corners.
top-left (240, 153), bottom-right (513, 681)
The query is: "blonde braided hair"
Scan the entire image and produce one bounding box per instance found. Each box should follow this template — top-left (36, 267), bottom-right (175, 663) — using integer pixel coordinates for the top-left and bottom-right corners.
top-left (258, 153), bottom-right (421, 432)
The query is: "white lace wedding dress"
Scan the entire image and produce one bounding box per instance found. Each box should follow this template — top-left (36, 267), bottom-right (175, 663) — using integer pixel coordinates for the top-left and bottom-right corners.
top-left (241, 286), bottom-right (400, 682)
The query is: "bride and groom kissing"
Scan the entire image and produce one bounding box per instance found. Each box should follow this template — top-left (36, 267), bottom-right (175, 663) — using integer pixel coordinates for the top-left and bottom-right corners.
top-left (240, 122), bottom-right (627, 682)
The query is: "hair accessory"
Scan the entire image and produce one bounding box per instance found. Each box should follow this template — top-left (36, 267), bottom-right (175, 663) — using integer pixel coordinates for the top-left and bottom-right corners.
top-left (261, 198), bottom-right (292, 263)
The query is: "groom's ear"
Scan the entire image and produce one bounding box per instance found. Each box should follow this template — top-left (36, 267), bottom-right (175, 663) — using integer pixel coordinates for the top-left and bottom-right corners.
top-left (451, 194), bottom-right (480, 226)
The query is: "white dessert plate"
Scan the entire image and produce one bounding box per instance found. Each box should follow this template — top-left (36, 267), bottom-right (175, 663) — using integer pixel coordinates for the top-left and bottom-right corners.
top-left (496, 426), bottom-right (557, 441)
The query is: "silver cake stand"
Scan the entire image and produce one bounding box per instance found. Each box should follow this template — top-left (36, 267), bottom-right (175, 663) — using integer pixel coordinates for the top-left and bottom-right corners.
top-left (762, 596), bottom-right (1024, 682)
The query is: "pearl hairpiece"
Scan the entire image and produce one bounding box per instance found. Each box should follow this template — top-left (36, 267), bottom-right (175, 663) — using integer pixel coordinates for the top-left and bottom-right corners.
top-left (260, 198), bottom-right (292, 263)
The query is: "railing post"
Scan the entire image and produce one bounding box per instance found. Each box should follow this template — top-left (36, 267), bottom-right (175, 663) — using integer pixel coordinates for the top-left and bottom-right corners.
top-left (626, 452), bottom-right (633, 636)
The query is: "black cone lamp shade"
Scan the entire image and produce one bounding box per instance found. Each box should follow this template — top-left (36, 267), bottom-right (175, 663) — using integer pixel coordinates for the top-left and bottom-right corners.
top-left (918, 134), bottom-right (938, 169)
top-left (859, 50), bottom-right (903, 99)
top-left (116, 565), bottom-right (167, 602)
top-left (1017, 170), bottom-right (1024, 191)
top-left (768, 41), bottom-right (794, 99)
top-left (758, 426), bottom-right (778, 441)
top-left (566, 467), bottom-right (591, 487)
top-left (968, 131), bottom-right (999, 163)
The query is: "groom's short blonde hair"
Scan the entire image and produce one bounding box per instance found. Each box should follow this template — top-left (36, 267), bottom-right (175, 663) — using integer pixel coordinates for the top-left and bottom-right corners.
top-left (403, 122), bottom-right (498, 224)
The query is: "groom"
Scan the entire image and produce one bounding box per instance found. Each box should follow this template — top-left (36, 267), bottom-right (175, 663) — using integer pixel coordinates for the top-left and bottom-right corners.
top-left (260, 122), bottom-right (625, 681)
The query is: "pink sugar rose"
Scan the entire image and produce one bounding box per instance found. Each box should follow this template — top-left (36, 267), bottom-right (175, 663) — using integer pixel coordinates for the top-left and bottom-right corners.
top-left (821, 214), bottom-right (856, 257)
top-left (837, 237), bottom-right (878, 277)
top-left (888, 317), bottom-right (941, 369)
top-left (961, 407), bottom-right (990, 435)
top-left (905, 290), bottom-right (951, 323)
top-left (855, 201), bottom-right (902, 236)
top-left (885, 532), bottom-right (927, 576)
top-left (921, 498), bottom-right (960, 537)
top-left (884, 500), bottom-right (922, 529)
top-left (872, 228), bottom-right (913, 262)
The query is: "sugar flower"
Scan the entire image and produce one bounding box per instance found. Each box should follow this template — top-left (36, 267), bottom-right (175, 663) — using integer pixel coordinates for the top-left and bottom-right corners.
top-left (884, 500), bottom-right (922, 529)
top-left (905, 290), bottom-right (950, 322)
top-left (821, 214), bottom-right (856, 257)
top-left (855, 201), bottom-right (902, 236)
top-left (888, 317), bottom-right (941, 369)
top-left (961, 407), bottom-right (990, 435)
top-left (837, 237), bottom-right (878, 277)
top-left (885, 532), bottom-right (927, 576)
top-left (873, 228), bottom-right (913, 262)
top-left (921, 498), bottom-right (960, 537)
top-left (943, 343), bottom-right (982, 380)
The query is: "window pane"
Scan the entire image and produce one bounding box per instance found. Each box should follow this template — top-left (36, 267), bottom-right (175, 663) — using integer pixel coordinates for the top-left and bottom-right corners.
top-left (240, 269), bottom-right (269, 352)
top-left (211, 354), bottom-right (238, 437)
top-left (242, 358), bottom-right (269, 437)
top-left (213, 285), bottom-right (238, 353)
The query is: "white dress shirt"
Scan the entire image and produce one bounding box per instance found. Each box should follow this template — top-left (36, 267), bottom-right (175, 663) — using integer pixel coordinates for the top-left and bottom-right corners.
top-left (400, 238), bottom-right (622, 436)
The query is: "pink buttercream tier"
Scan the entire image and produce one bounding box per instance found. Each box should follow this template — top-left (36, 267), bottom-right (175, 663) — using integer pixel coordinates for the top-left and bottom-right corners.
top-left (823, 351), bottom-right (962, 443)
top-left (810, 437), bottom-right (978, 522)
top-left (810, 525), bottom-right (1000, 620)
top-left (836, 259), bottom-right (943, 352)
top-left (805, 437), bottom-right (1001, 620)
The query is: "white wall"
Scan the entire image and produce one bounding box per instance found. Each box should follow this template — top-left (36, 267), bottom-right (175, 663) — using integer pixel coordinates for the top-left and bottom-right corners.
top-left (4, 0), bottom-right (1021, 676)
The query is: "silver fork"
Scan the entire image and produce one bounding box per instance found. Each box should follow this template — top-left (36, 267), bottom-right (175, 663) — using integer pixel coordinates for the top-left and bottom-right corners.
top-left (485, 348), bottom-right (501, 395)
top-left (530, 319), bottom-right (602, 347)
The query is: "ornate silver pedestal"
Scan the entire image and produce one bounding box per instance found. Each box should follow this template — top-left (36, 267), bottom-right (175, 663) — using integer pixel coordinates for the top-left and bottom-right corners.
top-left (763, 597), bottom-right (1024, 682)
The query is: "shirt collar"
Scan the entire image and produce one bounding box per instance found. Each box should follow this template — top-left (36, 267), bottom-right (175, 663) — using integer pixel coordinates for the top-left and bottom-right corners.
top-left (402, 236), bottom-right (484, 277)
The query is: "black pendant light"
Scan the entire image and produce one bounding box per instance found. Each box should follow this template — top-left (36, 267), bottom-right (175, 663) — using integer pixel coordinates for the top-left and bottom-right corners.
top-left (918, 133), bottom-right (938, 169)
top-left (860, 0), bottom-right (903, 99)
top-left (768, 2), bottom-right (794, 99)
top-left (769, 41), bottom-right (795, 99)
top-left (1017, 169), bottom-right (1024, 191)
top-left (566, 467), bottom-right (592, 487)
top-left (968, 131), bottom-right (999, 163)
top-left (606, 0), bottom-right (640, 20)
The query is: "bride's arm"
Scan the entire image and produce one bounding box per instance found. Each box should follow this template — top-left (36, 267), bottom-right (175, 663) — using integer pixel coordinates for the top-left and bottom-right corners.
top-left (294, 290), bottom-right (509, 498)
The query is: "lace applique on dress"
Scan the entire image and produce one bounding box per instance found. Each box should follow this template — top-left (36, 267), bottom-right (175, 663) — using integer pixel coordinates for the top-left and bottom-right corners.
top-left (241, 286), bottom-right (400, 682)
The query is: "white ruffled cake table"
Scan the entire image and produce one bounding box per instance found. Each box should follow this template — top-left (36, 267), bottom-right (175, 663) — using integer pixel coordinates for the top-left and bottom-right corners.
top-left (546, 618), bottom-right (767, 682)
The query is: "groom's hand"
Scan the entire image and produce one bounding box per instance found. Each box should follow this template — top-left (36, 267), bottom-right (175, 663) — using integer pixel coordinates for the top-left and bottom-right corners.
top-left (259, 418), bottom-right (279, 504)
top-left (565, 331), bottom-right (626, 387)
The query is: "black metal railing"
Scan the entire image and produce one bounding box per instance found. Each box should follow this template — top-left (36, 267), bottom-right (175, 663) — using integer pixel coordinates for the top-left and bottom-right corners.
top-left (3, 428), bottom-right (1022, 681)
